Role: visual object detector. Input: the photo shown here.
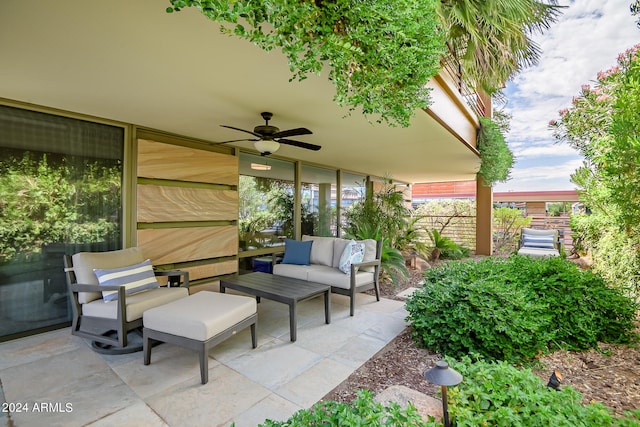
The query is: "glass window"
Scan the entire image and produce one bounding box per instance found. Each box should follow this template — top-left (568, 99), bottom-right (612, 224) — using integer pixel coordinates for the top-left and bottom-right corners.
top-left (301, 165), bottom-right (337, 237)
top-left (0, 105), bottom-right (124, 340)
top-left (238, 153), bottom-right (295, 252)
top-left (340, 172), bottom-right (367, 235)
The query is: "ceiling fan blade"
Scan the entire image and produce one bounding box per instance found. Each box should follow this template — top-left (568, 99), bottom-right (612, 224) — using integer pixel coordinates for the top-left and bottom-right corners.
top-left (220, 125), bottom-right (263, 138)
top-left (277, 138), bottom-right (322, 151)
top-left (215, 138), bottom-right (259, 144)
top-left (272, 127), bottom-right (312, 139)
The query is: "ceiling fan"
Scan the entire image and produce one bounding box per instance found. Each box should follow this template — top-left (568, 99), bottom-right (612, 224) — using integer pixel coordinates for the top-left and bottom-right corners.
top-left (219, 112), bottom-right (321, 156)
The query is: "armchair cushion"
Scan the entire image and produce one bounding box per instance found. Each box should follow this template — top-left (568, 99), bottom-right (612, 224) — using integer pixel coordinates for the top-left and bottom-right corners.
top-left (73, 247), bottom-right (145, 304)
top-left (94, 259), bottom-right (159, 302)
top-left (82, 286), bottom-right (189, 322)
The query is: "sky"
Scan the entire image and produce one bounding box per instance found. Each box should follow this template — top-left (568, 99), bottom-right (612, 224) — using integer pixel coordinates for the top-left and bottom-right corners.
top-left (493, 0), bottom-right (639, 193)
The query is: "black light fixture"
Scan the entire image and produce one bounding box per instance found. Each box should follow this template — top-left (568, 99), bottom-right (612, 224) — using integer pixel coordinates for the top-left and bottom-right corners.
top-left (423, 361), bottom-right (463, 427)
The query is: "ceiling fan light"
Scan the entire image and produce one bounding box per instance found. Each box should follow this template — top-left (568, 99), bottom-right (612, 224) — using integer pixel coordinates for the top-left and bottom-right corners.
top-left (254, 140), bottom-right (280, 154)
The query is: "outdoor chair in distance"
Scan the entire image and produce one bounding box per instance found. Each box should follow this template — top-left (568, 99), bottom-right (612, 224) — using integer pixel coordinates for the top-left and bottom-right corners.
top-left (517, 228), bottom-right (561, 258)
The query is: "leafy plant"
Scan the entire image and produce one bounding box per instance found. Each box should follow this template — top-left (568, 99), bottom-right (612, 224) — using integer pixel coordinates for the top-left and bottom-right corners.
top-left (477, 116), bottom-right (514, 186)
top-left (258, 389), bottom-right (438, 426)
top-left (345, 222), bottom-right (408, 285)
top-left (167, 0), bottom-right (445, 127)
top-left (427, 229), bottom-right (468, 261)
top-left (415, 199), bottom-right (476, 250)
top-left (406, 256), bottom-right (639, 363)
top-left (492, 206), bottom-right (531, 253)
top-left (447, 357), bottom-right (640, 426)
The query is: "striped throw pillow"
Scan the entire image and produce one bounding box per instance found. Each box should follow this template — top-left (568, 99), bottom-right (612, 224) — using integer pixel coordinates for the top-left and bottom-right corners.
top-left (523, 235), bottom-right (556, 249)
top-left (94, 259), bottom-right (159, 302)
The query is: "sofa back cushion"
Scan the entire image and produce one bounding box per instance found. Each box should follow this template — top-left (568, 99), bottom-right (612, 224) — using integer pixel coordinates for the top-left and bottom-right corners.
top-left (72, 247), bottom-right (146, 304)
top-left (332, 238), bottom-right (352, 268)
top-left (302, 235), bottom-right (335, 267)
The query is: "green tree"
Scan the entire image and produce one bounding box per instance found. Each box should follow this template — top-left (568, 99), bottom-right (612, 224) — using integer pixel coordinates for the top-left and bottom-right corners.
top-left (167, 0), bottom-right (445, 127)
top-left (551, 44), bottom-right (640, 300)
top-left (437, 0), bottom-right (563, 93)
top-left (167, 0), bottom-right (562, 126)
top-left (477, 116), bottom-right (514, 186)
top-left (0, 152), bottom-right (120, 262)
top-left (493, 206), bottom-right (531, 253)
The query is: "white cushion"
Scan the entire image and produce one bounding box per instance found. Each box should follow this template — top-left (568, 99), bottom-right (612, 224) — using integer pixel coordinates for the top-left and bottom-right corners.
top-left (94, 259), bottom-right (159, 302)
top-left (143, 291), bottom-right (257, 342)
top-left (273, 263), bottom-right (312, 281)
top-left (517, 247), bottom-right (560, 258)
top-left (332, 238), bottom-right (351, 268)
top-left (338, 240), bottom-right (365, 274)
top-left (302, 235), bottom-right (335, 267)
top-left (358, 239), bottom-right (378, 272)
top-left (307, 266), bottom-right (375, 289)
top-left (81, 287), bottom-right (188, 322)
top-left (72, 247), bottom-right (146, 304)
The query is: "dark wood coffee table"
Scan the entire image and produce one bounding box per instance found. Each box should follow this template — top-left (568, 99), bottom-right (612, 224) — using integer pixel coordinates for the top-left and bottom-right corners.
top-left (220, 272), bottom-right (331, 342)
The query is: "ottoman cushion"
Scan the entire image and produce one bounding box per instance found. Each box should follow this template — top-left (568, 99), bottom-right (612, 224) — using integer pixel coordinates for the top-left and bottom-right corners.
top-left (143, 291), bottom-right (257, 342)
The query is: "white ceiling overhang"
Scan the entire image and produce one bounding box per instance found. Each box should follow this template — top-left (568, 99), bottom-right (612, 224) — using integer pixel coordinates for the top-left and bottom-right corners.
top-left (0, 0), bottom-right (480, 184)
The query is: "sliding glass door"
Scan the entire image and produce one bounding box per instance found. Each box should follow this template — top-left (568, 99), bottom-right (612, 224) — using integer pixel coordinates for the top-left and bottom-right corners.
top-left (0, 105), bottom-right (124, 340)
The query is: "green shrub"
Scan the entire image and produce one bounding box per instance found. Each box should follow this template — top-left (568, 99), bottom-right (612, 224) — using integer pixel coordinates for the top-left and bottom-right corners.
top-left (405, 256), bottom-right (638, 363)
top-left (258, 389), bottom-right (439, 426)
top-left (447, 357), bottom-right (640, 427)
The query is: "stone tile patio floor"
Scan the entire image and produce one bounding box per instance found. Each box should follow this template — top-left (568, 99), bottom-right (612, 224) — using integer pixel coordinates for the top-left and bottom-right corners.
top-left (0, 290), bottom-right (408, 427)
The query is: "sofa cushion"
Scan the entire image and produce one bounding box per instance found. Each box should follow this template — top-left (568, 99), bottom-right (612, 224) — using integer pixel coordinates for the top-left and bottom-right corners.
top-left (358, 239), bottom-right (378, 272)
top-left (302, 235), bottom-right (335, 267)
top-left (94, 259), bottom-right (159, 302)
top-left (273, 263), bottom-right (312, 281)
top-left (72, 247), bottom-right (146, 304)
top-left (307, 266), bottom-right (375, 290)
top-left (81, 286), bottom-right (188, 322)
top-left (281, 238), bottom-right (313, 265)
top-left (339, 240), bottom-right (365, 274)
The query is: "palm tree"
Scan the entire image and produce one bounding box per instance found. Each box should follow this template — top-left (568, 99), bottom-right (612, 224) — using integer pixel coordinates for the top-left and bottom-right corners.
top-left (437, 0), bottom-right (563, 93)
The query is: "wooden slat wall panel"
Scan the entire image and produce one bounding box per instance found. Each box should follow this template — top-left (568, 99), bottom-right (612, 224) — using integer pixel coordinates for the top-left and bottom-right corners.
top-left (138, 139), bottom-right (238, 185)
top-left (179, 260), bottom-right (238, 281)
top-left (138, 226), bottom-right (237, 265)
top-left (137, 185), bottom-right (238, 222)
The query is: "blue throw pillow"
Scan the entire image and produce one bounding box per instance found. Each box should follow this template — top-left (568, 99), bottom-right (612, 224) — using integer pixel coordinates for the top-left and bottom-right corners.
top-left (281, 239), bottom-right (313, 266)
top-left (94, 259), bottom-right (159, 302)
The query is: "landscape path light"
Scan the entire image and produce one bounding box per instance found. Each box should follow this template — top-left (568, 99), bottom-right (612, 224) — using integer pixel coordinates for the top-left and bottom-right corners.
top-left (423, 360), bottom-right (463, 427)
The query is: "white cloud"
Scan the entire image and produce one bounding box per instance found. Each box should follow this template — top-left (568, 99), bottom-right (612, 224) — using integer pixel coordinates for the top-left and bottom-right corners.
top-left (494, 159), bottom-right (585, 192)
top-left (499, 0), bottom-right (639, 189)
top-left (512, 143), bottom-right (579, 159)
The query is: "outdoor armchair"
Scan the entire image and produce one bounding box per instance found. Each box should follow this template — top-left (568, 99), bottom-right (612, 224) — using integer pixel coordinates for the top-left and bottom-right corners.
top-left (63, 247), bottom-right (189, 352)
top-left (517, 228), bottom-right (561, 257)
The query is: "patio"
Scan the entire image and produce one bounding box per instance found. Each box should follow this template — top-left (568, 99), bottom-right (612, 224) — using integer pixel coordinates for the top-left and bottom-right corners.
top-left (0, 290), bottom-right (407, 427)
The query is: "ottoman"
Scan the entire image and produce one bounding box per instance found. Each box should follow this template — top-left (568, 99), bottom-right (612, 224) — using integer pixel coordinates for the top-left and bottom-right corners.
top-left (143, 291), bottom-right (257, 384)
